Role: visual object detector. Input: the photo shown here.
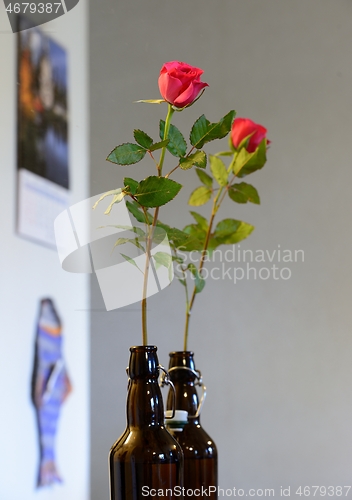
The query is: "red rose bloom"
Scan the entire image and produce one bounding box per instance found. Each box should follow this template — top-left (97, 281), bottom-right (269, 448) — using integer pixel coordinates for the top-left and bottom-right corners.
top-left (158, 61), bottom-right (208, 108)
top-left (231, 117), bottom-right (270, 153)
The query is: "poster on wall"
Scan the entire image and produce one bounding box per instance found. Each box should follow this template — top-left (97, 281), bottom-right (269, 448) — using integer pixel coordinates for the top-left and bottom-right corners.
top-left (17, 16), bottom-right (70, 248)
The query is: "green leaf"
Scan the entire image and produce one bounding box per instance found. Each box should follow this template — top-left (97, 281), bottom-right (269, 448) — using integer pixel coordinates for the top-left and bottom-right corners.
top-left (120, 253), bottom-right (143, 273)
top-left (149, 227), bottom-right (169, 246)
top-left (213, 219), bottom-right (241, 241)
top-left (172, 255), bottom-right (184, 264)
top-left (182, 224), bottom-right (207, 251)
top-left (153, 251), bottom-right (172, 268)
top-left (124, 177), bottom-right (139, 195)
top-left (135, 176), bottom-right (182, 208)
top-left (238, 140), bottom-right (267, 177)
top-left (104, 191), bottom-right (126, 214)
top-left (149, 139), bottom-right (169, 152)
top-left (231, 149), bottom-right (251, 176)
top-left (228, 187), bottom-right (247, 204)
top-left (187, 263), bottom-right (206, 294)
top-left (107, 225), bottom-right (145, 237)
top-left (133, 129), bottom-right (153, 149)
top-left (215, 151), bottom-right (233, 157)
top-left (113, 237), bottom-right (145, 252)
top-left (232, 139), bottom-right (267, 177)
top-left (114, 237), bottom-right (131, 247)
top-left (210, 219), bottom-right (254, 248)
top-left (155, 220), bottom-right (171, 232)
top-left (209, 155), bottom-right (228, 187)
top-left (188, 186), bottom-right (212, 206)
top-left (153, 251), bottom-right (173, 281)
top-left (160, 120), bottom-right (187, 157)
top-left (190, 211), bottom-right (208, 231)
top-left (92, 189), bottom-right (123, 210)
top-left (190, 110), bottom-right (235, 149)
top-left (236, 132), bottom-right (256, 152)
top-left (180, 151), bottom-right (207, 170)
top-left (167, 230), bottom-right (190, 249)
top-left (228, 182), bottom-right (260, 204)
top-left (157, 221), bottom-right (192, 249)
top-left (126, 200), bottom-right (153, 224)
top-left (189, 115), bottom-right (207, 148)
top-left (130, 239), bottom-right (146, 252)
top-left (107, 143), bottom-right (147, 165)
top-left (196, 168), bottom-right (213, 187)
top-left (135, 99), bottom-right (165, 104)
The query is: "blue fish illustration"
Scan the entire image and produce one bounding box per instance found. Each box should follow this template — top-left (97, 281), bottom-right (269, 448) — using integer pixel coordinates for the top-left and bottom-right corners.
top-left (32, 298), bottom-right (72, 487)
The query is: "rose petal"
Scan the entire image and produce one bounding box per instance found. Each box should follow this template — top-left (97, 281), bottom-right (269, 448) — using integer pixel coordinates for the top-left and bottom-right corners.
top-left (162, 61), bottom-right (204, 78)
top-left (173, 81), bottom-right (209, 108)
top-left (158, 73), bottom-right (183, 103)
top-left (247, 125), bottom-right (268, 152)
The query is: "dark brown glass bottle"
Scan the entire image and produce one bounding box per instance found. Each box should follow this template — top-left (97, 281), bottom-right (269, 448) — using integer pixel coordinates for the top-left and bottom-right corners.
top-left (167, 351), bottom-right (218, 499)
top-left (109, 346), bottom-right (184, 500)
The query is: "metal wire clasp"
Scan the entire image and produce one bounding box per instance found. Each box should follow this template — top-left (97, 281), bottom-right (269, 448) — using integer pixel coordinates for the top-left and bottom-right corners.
top-left (159, 365), bottom-right (176, 419)
top-left (167, 366), bottom-right (207, 418)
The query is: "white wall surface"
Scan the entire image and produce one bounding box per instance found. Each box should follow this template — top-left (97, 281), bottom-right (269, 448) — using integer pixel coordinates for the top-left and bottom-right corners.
top-left (0, 2), bottom-right (89, 499)
top-left (89, 1), bottom-right (352, 499)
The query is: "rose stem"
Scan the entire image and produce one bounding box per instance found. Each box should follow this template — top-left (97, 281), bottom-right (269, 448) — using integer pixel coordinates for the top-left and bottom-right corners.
top-left (141, 104), bottom-right (174, 345)
top-left (183, 164), bottom-right (236, 350)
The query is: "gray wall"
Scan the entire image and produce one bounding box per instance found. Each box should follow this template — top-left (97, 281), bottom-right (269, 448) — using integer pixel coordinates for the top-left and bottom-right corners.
top-left (90, 1), bottom-right (352, 498)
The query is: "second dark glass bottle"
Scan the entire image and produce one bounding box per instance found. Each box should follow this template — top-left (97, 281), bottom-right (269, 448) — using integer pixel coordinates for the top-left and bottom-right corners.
top-left (109, 346), bottom-right (184, 500)
top-left (166, 351), bottom-right (218, 499)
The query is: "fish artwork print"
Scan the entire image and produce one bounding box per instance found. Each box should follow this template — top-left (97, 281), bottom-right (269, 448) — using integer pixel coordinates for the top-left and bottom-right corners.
top-left (31, 298), bottom-right (72, 487)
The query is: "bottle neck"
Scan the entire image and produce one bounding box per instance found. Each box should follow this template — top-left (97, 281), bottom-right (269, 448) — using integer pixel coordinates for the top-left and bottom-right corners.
top-left (167, 351), bottom-right (200, 421)
top-left (127, 379), bottom-right (165, 427)
top-left (126, 346), bottom-right (165, 428)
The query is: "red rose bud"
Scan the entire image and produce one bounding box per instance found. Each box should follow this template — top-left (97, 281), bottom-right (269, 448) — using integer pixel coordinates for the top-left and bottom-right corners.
top-left (158, 61), bottom-right (208, 108)
top-left (231, 117), bottom-right (270, 153)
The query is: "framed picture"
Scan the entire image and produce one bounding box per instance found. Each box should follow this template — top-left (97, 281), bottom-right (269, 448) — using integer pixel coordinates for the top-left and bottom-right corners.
top-left (17, 16), bottom-right (69, 248)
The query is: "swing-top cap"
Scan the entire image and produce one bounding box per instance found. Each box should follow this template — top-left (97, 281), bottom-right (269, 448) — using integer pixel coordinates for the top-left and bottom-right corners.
top-left (164, 410), bottom-right (188, 431)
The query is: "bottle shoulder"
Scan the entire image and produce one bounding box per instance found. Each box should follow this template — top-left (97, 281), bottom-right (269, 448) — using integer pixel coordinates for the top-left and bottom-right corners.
top-left (171, 422), bottom-right (218, 458)
top-left (110, 426), bottom-right (183, 463)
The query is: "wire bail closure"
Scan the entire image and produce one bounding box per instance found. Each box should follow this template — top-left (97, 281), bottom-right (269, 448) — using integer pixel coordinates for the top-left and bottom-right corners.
top-left (159, 365), bottom-right (176, 419)
top-left (167, 366), bottom-right (207, 418)
top-left (125, 364), bottom-right (176, 419)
